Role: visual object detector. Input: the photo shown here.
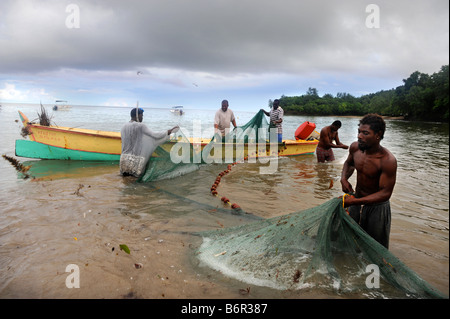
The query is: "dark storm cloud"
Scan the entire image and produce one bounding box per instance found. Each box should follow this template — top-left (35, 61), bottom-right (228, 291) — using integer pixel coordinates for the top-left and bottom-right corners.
top-left (1, 0), bottom-right (447, 77)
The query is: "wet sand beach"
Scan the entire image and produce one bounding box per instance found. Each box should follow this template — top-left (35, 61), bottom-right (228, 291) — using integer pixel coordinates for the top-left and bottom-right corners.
top-left (1, 105), bottom-right (448, 299)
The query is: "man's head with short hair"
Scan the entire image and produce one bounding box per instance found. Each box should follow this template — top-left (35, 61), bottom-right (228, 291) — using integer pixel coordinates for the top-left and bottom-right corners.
top-left (332, 120), bottom-right (342, 128)
top-left (359, 114), bottom-right (386, 140)
top-left (221, 100), bottom-right (229, 112)
top-left (272, 99), bottom-right (280, 109)
top-left (330, 120), bottom-right (342, 132)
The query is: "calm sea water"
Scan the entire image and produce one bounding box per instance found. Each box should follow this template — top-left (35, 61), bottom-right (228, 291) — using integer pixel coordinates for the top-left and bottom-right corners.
top-left (0, 103), bottom-right (448, 299)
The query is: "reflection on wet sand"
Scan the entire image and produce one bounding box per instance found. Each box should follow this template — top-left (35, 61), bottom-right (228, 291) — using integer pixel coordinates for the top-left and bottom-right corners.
top-left (21, 160), bottom-right (119, 181)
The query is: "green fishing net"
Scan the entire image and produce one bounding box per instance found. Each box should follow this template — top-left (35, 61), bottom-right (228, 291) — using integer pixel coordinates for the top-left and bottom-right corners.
top-left (137, 110), bottom-right (447, 299)
top-left (196, 198), bottom-right (447, 299)
top-left (139, 110), bottom-right (277, 182)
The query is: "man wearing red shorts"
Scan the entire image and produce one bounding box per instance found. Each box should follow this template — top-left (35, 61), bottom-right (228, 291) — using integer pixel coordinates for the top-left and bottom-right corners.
top-left (316, 120), bottom-right (348, 162)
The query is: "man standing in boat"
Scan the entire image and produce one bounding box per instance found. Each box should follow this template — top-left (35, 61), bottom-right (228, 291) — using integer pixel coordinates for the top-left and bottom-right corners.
top-left (340, 114), bottom-right (397, 249)
top-left (120, 107), bottom-right (179, 177)
top-left (214, 100), bottom-right (237, 137)
top-left (316, 120), bottom-right (348, 162)
top-left (261, 99), bottom-right (283, 143)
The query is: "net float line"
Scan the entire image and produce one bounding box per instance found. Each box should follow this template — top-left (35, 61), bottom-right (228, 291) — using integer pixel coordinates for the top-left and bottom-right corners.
top-left (210, 156), bottom-right (248, 214)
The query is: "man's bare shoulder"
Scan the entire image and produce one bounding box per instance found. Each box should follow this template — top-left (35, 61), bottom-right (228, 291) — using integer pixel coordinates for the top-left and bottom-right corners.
top-left (381, 146), bottom-right (397, 166)
top-left (349, 141), bottom-right (359, 153)
top-left (320, 125), bottom-right (330, 133)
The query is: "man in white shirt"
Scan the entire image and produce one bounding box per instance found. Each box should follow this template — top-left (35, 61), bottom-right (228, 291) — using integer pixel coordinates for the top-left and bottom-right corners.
top-left (214, 100), bottom-right (237, 137)
top-left (120, 107), bottom-right (178, 177)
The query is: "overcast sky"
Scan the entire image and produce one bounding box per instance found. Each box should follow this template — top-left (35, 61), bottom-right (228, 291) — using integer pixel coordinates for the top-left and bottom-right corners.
top-left (0, 0), bottom-right (448, 110)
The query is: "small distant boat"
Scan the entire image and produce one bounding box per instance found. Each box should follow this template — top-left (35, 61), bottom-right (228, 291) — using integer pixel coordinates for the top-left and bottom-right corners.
top-left (53, 100), bottom-right (72, 111)
top-left (170, 106), bottom-right (184, 115)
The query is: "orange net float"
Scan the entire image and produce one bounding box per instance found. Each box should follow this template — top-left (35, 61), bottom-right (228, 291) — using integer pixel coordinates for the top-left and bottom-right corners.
top-left (231, 203), bottom-right (243, 213)
top-left (209, 159), bottom-right (246, 210)
top-left (221, 196), bottom-right (230, 205)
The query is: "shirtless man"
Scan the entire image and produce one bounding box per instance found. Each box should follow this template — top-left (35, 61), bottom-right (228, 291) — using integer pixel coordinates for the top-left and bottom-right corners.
top-left (316, 120), bottom-right (348, 162)
top-left (340, 114), bottom-right (397, 249)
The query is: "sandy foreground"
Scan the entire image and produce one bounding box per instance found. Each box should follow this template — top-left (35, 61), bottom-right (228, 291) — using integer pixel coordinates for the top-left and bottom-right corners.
top-left (1, 205), bottom-right (330, 299)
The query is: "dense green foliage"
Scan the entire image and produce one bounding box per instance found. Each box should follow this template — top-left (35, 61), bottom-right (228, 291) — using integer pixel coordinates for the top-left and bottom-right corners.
top-left (274, 65), bottom-right (449, 122)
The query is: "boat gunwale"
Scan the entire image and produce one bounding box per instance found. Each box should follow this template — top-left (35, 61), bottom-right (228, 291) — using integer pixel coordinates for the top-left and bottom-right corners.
top-left (26, 123), bottom-right (317, 147)
top-left (19, 111), bottom-right (317, 158)
top-left (26, 122), bottom-right (122, 139)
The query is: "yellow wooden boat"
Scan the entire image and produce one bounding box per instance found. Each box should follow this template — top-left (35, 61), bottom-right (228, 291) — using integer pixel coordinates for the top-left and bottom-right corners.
top-left (16, 111), bottom-right (318, 161)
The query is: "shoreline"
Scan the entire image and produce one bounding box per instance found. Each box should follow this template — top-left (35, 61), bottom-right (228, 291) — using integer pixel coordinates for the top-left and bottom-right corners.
top-left (283, 112), bottom-right (405, 120)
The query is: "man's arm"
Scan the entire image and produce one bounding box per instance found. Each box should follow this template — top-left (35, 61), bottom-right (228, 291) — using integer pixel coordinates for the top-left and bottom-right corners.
top-left (335, 133), bottom-right (349, 149)
top-left (340, 142), bottom-right (357, 193)
top-left (214, 111), bottom-right (220, 133)
top-left (273, 117), bottom-right (282, 124)
top-left (168, 126), bottom-right (179, 135)
top-left (345, 154), bottom-right (397, 207)
top-left (142, 125), bottom-right (169, 139)
top-left (277, 108), bottom-right (284, 124)
top-left (260, 109), bottom-right (270, 116)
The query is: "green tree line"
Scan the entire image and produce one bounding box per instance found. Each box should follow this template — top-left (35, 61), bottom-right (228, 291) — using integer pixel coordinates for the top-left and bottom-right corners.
top-left (273, 65), bottom-right (449, 122)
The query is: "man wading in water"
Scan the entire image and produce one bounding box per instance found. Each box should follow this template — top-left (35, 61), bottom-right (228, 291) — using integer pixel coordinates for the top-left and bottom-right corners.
top-left (120, 107), bottom-right (179, 178)
top-left (340, 114), bottom-right (397, 249)
top-left (316, 120), bottom-right (348, 163)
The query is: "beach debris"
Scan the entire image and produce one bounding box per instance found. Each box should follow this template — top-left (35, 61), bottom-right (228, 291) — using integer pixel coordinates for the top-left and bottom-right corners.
top-left (119, 244), bottom-right (131, 254)
top-left (214, 251), bottom-right (226, 257)
top-left (329, 179), bottom-right (334, 189)
top-left (239, 287), bottom-right (251, 295)
top-left (123, 291), bottom-right (138, 299)
top-left (293, 269), bottom-right (302, 283)
top-left (216, 220), bottom-right (224, 228)
top-left (134, 263), bottom-right (143, 269)
top-left (72, 184), bottom-right (84, 196)
top-left (2, 154), bottom-right (32, 179)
